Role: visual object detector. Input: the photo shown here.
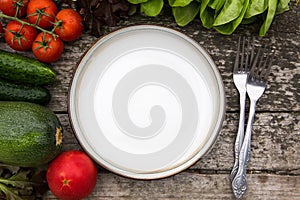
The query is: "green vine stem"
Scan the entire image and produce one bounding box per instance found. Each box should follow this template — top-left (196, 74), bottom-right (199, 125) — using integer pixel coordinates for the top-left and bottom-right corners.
top-left (0, 13), bottom-right (59, 39)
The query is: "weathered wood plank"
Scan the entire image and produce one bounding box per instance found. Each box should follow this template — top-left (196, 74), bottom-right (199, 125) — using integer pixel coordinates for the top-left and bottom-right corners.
top-left (43, 172), bottom-right (300, 200)
top-left (57, 112), bottom-right (300, 174)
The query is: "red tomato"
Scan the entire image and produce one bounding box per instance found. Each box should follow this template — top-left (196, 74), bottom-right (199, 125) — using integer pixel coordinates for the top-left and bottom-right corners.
top-left (4, 20), bottom-right (37, 51)
top-left (0, 0), bottom-right (29, 17)
top-left (27, 0), bottom-right (58, 29)
top-left (32, 32), bottom-right (64, 63)
top-left (54, 9), bottom-right (83, 42)
top-left (46, 150), bottom-right (98, 200)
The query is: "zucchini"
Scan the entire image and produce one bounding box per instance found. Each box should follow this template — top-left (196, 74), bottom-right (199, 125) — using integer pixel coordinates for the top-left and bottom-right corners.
top-left (0, 49), bottom-right (56, 85)
top-left (0, 101), bottom-right (63, 167)
top-left (0, 79), bottom-right (51, 105)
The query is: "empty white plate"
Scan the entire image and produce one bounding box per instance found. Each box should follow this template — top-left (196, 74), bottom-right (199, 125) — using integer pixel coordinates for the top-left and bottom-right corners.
top-left (68, 25), bottom-right (225, 179)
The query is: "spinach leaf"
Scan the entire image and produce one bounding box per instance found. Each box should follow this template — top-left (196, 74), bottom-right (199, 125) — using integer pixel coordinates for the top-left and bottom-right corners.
top-left (208, 0), bottom-right (226, 18)
top-left (169, 0), bottom-right (193, 7)
top-left (244, 0), bottom-right (268, 18)
top-left (276, 0), bottom-right (290, 14)
top-left (259, 0), bottom-right (278, 36)
top-left (128, 0), bottom-right (149, 4)
top-left (208, 0), bottom-right (226, 11)
top-left (172, 1), bottom-right (200, 26)
top-left (140, 0), bottom-right (164, 16)
top-left (213, 0), bottom-right (245, 26)
top-left (200, 0), bottom-right (215, 28)
top-left (214, 0), bottom-right (250, 34)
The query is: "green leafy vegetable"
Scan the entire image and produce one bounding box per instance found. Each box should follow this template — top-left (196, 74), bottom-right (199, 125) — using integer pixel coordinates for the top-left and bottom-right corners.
top-left (259, 0), bottom-right (278, 36)
top-left (140, 0), bottom-right (164, 16)
top-left (0, 165), bottom-right (47, 200)
top-left (169, 0), bottom-right (193, 7)
top-left (244, 0), bottom-right (268, 18)
top-left (214, 0), bottom-right (250, 34)
top-left (126, 0), bottom-right (291, 36)
top-left (213, 0), bottom-right (245, 26)
top-left (172, 1), bottom-right (200, 26)
top-left (200, 0), bottom-right (215, 28)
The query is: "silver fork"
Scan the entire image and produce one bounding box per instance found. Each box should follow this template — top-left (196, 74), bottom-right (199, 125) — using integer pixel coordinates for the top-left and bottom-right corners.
top-left (230, 36), bottom-right (254, 181)
top-left (232, 47), bottom-right (274, 199)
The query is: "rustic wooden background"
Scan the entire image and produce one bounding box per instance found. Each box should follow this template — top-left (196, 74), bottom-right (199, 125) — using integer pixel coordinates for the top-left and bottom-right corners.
top-left (0, 1), bottom-right (299, 199)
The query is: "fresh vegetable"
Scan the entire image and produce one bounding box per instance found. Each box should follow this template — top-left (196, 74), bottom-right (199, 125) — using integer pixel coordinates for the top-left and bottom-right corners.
top-left (0, 165), bottom-right (48, 200)
top-left (0, 79), bottom-right (51, 105)
top-left (32, 32), bottom-right (64, 63)
top-left (126, 0), bottom-right (291, 36)
top-left (0, 101), bottom-right (63, 167)
top-left (27, 0), bottom-right (58, 29)
top-left (54, 8), bottom-right (83, 42)
top-left (46, 150), bottom-right (98, 200)
top-left (4, 19), bottom-right (37, 51)
top-left (1, 0), bottom-right (83, 62)
top-left (0, 49), bottom-right (56, 85)
top-left (0, 0), bottom-right (29, 17)
top-left (66, 0), bottom-right (130, 37)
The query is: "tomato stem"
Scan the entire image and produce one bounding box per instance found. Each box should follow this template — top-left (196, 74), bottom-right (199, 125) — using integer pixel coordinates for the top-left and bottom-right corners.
top-left (0, 13), bottom-right (58, 39)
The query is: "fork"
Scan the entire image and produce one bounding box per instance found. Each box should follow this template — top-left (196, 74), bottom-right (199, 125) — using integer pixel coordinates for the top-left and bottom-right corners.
top-left (229, 36), bottom-right (254, 181)
top-left (232, 47), bottom-right (274, 199)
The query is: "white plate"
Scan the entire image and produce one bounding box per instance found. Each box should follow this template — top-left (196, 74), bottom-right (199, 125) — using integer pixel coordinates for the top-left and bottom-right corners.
top-left (68, 25), bottom-right (225, 179)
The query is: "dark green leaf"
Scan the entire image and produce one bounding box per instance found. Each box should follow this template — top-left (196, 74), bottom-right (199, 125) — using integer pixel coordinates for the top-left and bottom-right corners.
top-left (244, 0), bottom-right (268, 18)
top-left (141, 0), bottom-right (164, 16)
top-left (128, 0), bottom-right (148, 4)
top-left (0, 183), bottom-right (24, 200)
top-left (200, 0), bottom-right (215, 28)
top-left (213, 0), bottom-right (245, 26)
top-left (276, 0), bottom-right (290, 14)
top-left (208, 0), bottom-right (226, 11)
top-left (172, 1), bottom-right (200, 26)
top-left (214, 0), bottom-right (250, 34)
top-left (259, 0), bottom-right (278, 36)
top-left (169, 0), bottom-right (193, 7)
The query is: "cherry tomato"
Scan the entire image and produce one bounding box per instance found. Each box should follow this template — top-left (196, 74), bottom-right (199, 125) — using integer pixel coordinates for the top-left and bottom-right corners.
top-left (0, 0), bottom-right (29, 17)
top-left (4, 20), bottom-right (37, 51)
top-left (27, 0), bottom-right (58, 29)
top-left (46, 150), bottom-right (98, 200)
top-left (32, 32), bottom-right (64, 63)
top-left (54, 9), bottom-right (83, 42)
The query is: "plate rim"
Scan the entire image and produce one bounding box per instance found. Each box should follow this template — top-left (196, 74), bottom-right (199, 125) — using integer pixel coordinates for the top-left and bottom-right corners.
top-left (68, 24), bottom-right (226, 180)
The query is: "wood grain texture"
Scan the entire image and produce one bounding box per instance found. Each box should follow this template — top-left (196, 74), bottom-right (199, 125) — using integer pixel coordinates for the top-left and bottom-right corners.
top-left (44, 172), bottom-right (300, 199)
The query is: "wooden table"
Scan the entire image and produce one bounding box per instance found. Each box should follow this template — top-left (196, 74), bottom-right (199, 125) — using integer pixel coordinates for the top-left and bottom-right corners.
top-left (1, 1), bottom-right (299, 199)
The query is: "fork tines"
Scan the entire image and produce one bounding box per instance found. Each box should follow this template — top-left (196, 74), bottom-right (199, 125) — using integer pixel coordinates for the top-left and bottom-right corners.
top-left (250, 46), bottom-right (274, 82)
top-left (234, 36), bottom-right (255, 73)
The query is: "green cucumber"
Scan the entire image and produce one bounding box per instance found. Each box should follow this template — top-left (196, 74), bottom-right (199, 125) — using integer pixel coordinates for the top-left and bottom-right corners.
top-left (0, 49), bottom-right (56, 85)
top-left (0, 79), bottom-right (51, 105)
top-left (0, 101), bottom-right (63, 167)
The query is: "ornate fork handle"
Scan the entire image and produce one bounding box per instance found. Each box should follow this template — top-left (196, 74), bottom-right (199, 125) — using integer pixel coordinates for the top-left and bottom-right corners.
top-left (232, 98), bottom-right (257, 199)
top-left (230, 90), bottom-right (246, 181)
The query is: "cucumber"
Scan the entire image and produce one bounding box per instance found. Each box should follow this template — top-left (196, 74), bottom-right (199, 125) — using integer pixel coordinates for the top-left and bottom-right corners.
top-left (0, 79), bottom-right (51, 105)
top-left (0, 49), bottom-right (56, 85)
top-left (0, 101), bottom-right (63, 167)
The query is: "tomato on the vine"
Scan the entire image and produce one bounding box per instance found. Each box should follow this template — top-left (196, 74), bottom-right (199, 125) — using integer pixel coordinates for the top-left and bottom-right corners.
top-left (32, 32), bottom-right (64, 63)
top-left (27, 0), bottom-right (58, 29)
top-left (54, 9), bottom-right (83, 42)
top-left (0, 0), bottom-right (29, 17)
top-left (46, 150), bottom-right (98, 200)
top-left (4, 20), bottom-right (37, 51)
